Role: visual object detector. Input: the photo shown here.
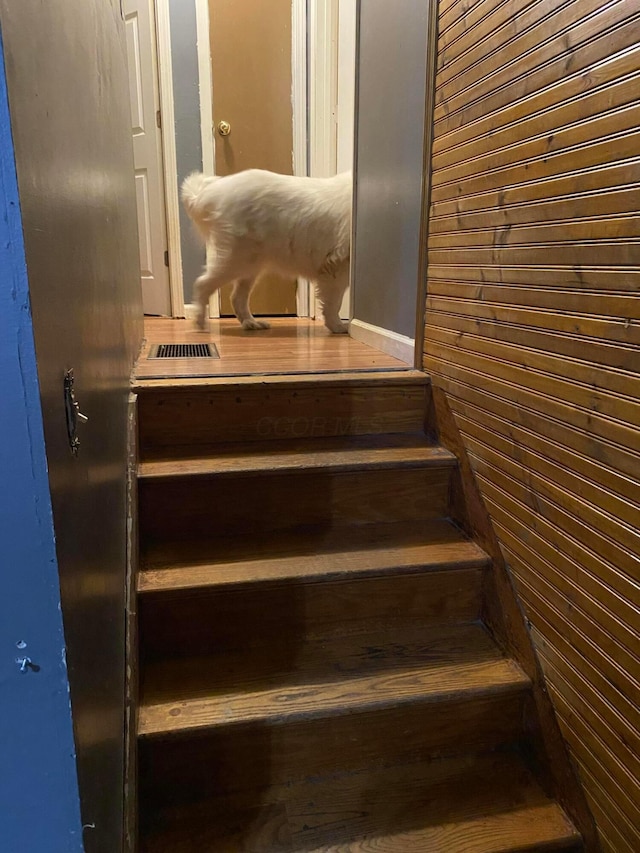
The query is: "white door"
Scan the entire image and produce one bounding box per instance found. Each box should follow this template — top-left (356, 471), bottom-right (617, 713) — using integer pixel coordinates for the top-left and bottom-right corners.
top-left (125, 0), bottom-right (172, 316)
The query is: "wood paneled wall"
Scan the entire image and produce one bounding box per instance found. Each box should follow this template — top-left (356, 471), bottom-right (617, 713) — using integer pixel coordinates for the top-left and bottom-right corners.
top-left (423, 1), bottom-right (640, 851)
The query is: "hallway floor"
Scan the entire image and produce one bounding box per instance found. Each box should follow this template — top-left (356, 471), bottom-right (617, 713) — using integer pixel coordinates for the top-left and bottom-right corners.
top-left (135, 317), bottom-right (409, 380)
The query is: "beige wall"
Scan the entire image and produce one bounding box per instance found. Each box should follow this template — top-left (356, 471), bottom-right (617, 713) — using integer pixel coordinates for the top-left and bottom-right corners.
top-left (0, 0), bottom-right (143, 850)
top-left (424, 1), bottom-right (640, 850)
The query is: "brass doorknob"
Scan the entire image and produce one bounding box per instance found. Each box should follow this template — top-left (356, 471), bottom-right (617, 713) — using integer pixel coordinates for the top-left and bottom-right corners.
top-left (217, 120), bottom-right (231, 136)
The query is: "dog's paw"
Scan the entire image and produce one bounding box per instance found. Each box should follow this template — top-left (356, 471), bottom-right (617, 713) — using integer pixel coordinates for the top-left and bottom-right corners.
top-left (187, 304), bottom-right (208, 331)
top-left (241, 318), bottom-right (271, 331)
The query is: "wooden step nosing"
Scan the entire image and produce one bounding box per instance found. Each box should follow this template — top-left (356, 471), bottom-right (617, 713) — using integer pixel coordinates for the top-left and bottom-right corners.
top-left (137, 551), bottom-right (491, 594)
top-left (133, 369), bottom-right (430, 393)
top-left (137, 669), bottom-right (531, 739)
top-left (137, 451), bottom-right (458, 482)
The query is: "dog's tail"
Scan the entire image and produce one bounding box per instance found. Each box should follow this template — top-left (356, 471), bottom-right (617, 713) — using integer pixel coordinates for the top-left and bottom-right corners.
top-left (181, 171), bottom-right (223, 243)
top-left (180, 171), bottom-right (212, 219)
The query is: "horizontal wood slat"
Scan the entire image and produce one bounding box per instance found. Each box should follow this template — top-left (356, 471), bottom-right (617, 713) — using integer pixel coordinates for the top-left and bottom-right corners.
top-left (426, 295), bottom-right (640, 344)
top-left (548, 680), bottom-right (640, 835)
top-left (430, 186), bottom-right (640, 234)
top-left (530, 620), bottom-right (640, 746)
top-left (437, 0), bottom-right (552, 67)
top-left (435, 91), bottom-right (640, 183)
top-left (431, 131), bottom-right (640, 204)
top-left (457, 418), bottom-right (640, 577)
top-left (438, 0), bottom-right (511, 44)
top-left (499, 552), bottom-right (640, 733)
top-left (472, 461), bottom-right (640, 635)
top-left (431, 163), bottom-right (640, 227)
top-left (424, 366), bottom-right (639, 482)
top-left (428, 213), bottom-right (640, 249)
top-left (425, 314), bottom-right (640, 379)
top-left (438, 0), bottom-right (587, 81)
top-left (426, 282), bottom-right (640, 320)
top-left (425, 338), bottom-right (640, 433)
top-left (426, 0), bottom-right (640, 846)
top-left (434, 5), bottom-right (639, 143)
top-left (577, 765), bottom-right (639, 853)
top-left (446, 401), bottom-right (639, 524)
top-left (429, 242), bottom-right (640, 267)
top-left (536, 639), bottom-right (640, 774)
top-left (541, 654), bottom-right (640, 802)
top-left (427, 262), bottom-right (640, 292)
top-left (438, 0), bottom-right (473, 30)
top-left (435, 2), bottom-right (637, 129)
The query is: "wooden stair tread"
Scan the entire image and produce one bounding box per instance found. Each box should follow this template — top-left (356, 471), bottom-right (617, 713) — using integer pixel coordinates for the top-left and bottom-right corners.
top-left (139, 751), bottom-right (581, 852)
top-left (138, 519), bottom-right (490, 592)
top-left (133, 368), bottom-right (430, 391)
top-left (138, 433), bottom-right (455, 479)
top-left (138, 622), bottom-right (530, 737)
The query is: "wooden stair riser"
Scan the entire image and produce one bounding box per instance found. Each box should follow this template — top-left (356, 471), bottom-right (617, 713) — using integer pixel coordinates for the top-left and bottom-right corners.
top-left (138, 693), bottom-right (529, 812)
top-left (138, 465), bottom-right (453, 543)
top-left (137, 379), bottom-right (430, 455)
top-left (139, 568), bottom-right (484, 662)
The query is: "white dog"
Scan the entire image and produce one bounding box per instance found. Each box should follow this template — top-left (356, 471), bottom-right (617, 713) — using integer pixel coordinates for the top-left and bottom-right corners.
top-left (181, 169), bottom-right (352, 334)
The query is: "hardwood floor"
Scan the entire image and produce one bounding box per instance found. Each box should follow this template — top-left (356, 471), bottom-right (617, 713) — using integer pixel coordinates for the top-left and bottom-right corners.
top-left (135, 317), bottom-right (408, 379)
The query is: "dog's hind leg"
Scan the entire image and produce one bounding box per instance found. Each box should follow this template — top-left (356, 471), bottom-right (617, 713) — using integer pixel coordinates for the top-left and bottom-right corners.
top-left (316, 269), bottom-right (349, 335)
top-left (231, 278), bottom-right (271, 331)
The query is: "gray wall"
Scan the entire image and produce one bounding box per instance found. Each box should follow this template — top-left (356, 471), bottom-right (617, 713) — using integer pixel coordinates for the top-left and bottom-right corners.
top-left (0, 0), bottom-right (143, 850)
top-left (352, 0), bottom-right (429, 339)
top-left (169, 0), bottom-right (204, 304)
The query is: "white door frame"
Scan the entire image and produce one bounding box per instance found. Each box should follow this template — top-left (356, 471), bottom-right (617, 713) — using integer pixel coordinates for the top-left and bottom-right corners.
top-left (292, 0), bottom-right (310, 317)
top-left (307, 0), bottom-right (339, 319)
top-left (336, 0), bottom-right (357, 320)
top-left (154, 0), bottom-right (185, 317)
top-left (308, 0), bottom-right (339, 180)
top-left (308, 0), bottom-right (355, 322)
top-left (194, 0), bottom-right (220, 318)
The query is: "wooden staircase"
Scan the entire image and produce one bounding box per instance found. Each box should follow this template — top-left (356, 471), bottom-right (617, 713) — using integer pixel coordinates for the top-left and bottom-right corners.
top-left (132, 371), bottom-right (585, 852)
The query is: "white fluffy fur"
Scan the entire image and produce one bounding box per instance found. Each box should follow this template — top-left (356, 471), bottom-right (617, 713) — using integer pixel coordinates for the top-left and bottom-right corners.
top-left (181, 169), bottom-right (352, 333)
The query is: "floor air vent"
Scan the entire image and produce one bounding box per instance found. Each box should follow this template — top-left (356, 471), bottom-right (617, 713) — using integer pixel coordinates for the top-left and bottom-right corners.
top-left (148, 343), bottom-right (220, 359)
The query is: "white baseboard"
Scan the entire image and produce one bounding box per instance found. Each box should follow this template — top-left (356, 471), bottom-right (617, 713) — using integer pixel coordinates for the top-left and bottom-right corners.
top-left (349, 318), bottom-right (414, 365)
